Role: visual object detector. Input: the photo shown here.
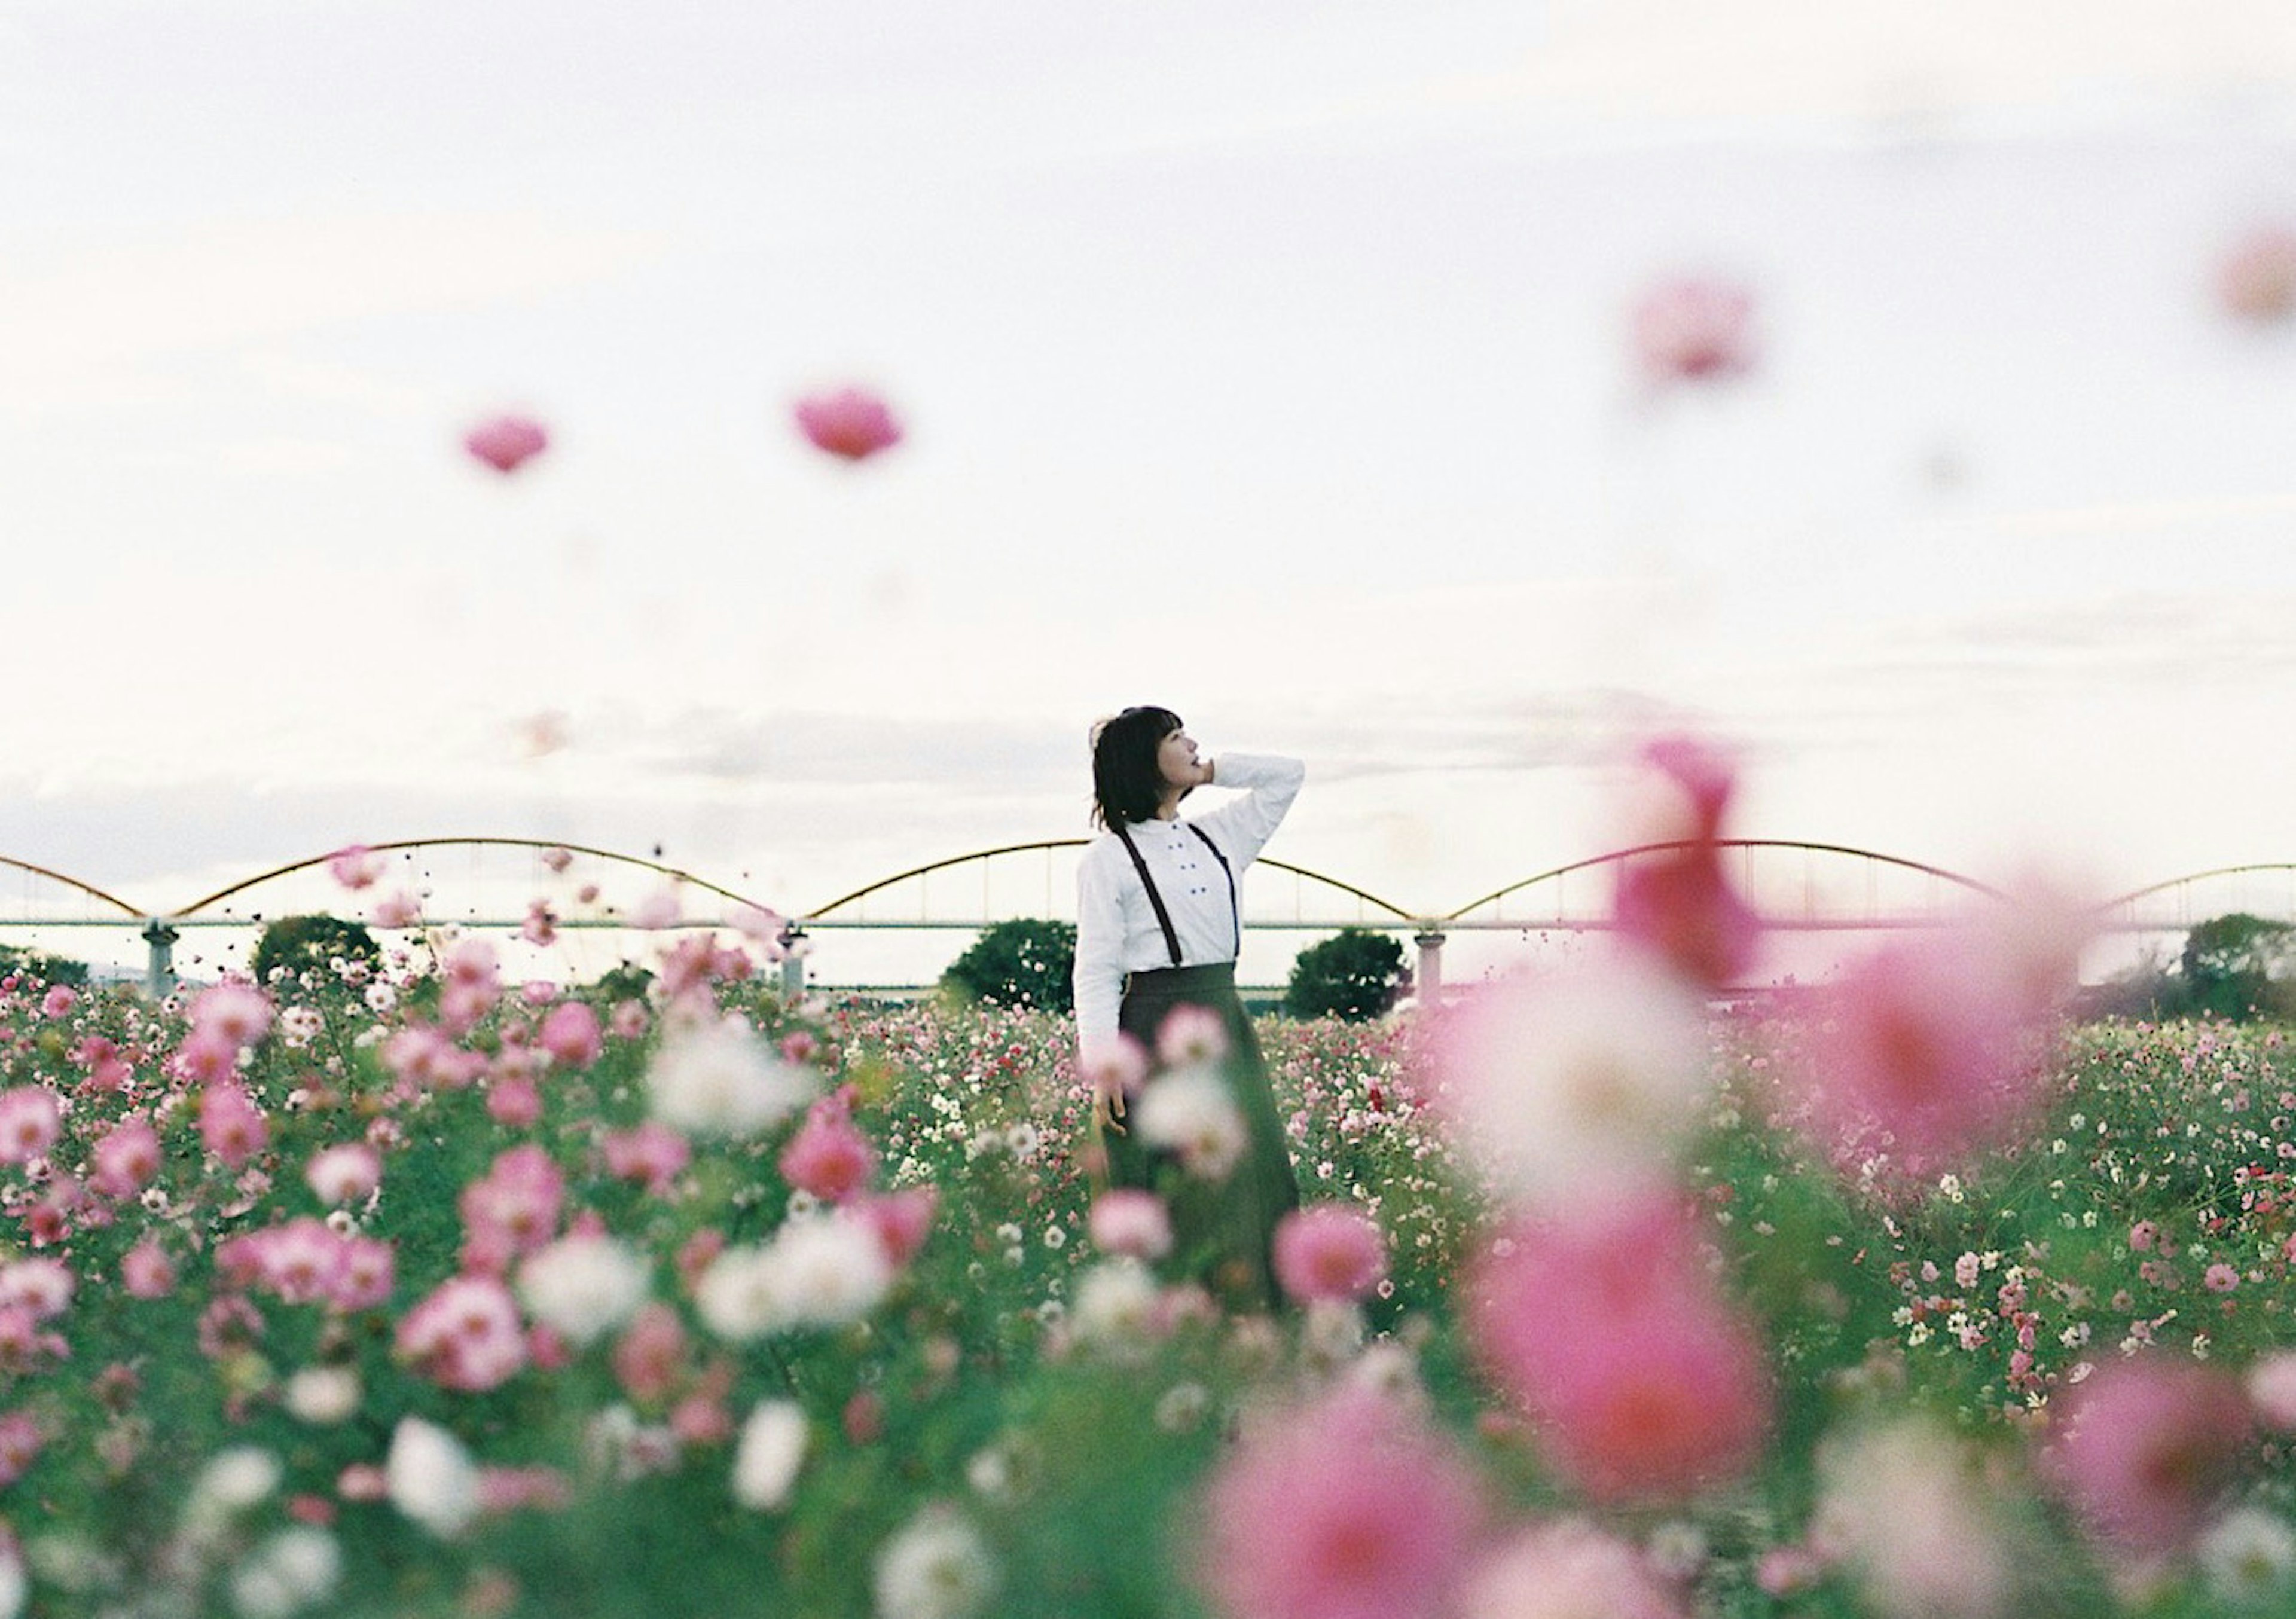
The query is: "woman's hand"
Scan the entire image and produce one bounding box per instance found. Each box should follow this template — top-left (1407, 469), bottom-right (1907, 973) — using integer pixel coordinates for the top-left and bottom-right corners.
top-left (1092, 1083), bottom-right (1128, 1136)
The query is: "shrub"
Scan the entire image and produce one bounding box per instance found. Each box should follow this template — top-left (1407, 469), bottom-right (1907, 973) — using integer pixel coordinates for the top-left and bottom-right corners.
top-left (1284, 927), bottom-right (1405, 1021)
top-left (0, 943), bottom-right (88, 986)
top-left (941, 919), bottom-right (1076, 1013)
top-left (249, 913), bottom-right (381, 988)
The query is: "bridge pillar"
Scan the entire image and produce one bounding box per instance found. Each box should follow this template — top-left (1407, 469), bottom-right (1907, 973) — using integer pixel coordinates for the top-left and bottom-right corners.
top-left (1413, 928), bottom-right (1445, 1007)
top-left (777, 925), bottom-right (807, 1001)
top-left (142, 918), bottom-right (180, 999)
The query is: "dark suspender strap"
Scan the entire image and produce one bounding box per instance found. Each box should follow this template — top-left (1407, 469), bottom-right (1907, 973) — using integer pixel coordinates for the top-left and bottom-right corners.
top-left (1113, 823), bottom-right (1184, 967)
top-left (1186, 823), bottom-right (1239, 961)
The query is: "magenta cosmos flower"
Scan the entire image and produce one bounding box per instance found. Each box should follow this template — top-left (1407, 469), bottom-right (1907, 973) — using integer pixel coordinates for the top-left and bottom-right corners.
top-left (463, 414), bottom-right (549, 474)
top-left (2219, 227), bottom-right (2296, 323)
top-left (1197, 1384), bottom-right (1482, 1619)
top-left (793, 387), bottom-right (902, 462)
top-left (1611, 733), bottom-right (1761, 990)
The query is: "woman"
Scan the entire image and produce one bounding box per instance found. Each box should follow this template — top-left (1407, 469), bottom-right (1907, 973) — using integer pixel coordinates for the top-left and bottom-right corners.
top-left (1073, 705), bottom-right (1305, 1309)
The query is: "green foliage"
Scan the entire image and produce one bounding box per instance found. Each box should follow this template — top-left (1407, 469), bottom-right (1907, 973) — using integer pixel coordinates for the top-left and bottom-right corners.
top-left (939, 919), bottom-right (1076, 1013)
top-left (593, 960), bottom-right (657, 1003)
top-left (1282, 927), bottom-right (1405, 1021)
top-left (249, 913), bottom-right (381, 989)
top-left (2179, 912), bottom-right (2295, 1021)
top-left (0, 942), bottom-right (88, 986)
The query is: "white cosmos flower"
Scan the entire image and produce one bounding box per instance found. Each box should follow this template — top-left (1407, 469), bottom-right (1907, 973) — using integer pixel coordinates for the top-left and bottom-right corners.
top-left (283, 1367), bottom-right (361, 1426)
top-left (1434, 957), bottom-right (1710, 1207)
top-left (1813, 1419), bottom-right (2013, 1619)
top-left (386, 1417), bottom-right (478, 1539)
top-left (228, 1526), bottom-right (342, 1619)
top-left (2201, 1508), bottom-right (2296, 1604)
top-left (645, 1016), bottom-right (815, 1138)
top-left (732, 1401), bottom-right (808, 1511)
top-left (517, 1234), bottom-right (650, 1347)
top-left (695, 1247), bottom-right (781, 1341)
top-left (1068, 1261), bottom-right (1161, 1360)
top-left (1132, 1065), bottom-right (1246, 1180)
top-left (874, 1504), bottom-right (999, 1619)
top-left (762, 1212), bottom-right (893, 1331)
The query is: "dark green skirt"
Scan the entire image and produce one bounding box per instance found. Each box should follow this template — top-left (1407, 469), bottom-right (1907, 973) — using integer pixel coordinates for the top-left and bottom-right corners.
top-left (1098, 962), bottom-right (1300, 1310)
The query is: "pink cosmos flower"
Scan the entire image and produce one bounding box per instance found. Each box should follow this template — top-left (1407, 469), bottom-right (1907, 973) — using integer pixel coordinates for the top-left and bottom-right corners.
top-left (328, 845), bottom-right (382, 891)
top-left (855, 1186), bottom-right (937, 1268)
top-left (2219, 227), bottom-right (2296, 323)
top-left (88, 1119), bottom-right (161, 1198)
top-left (1611, 734), bottom-right (1761, 989)
top-left (2043, 1358), bottom-right (2250, 1556)
top-left (538, 1001), bottom-right (603, 1071)
top-left (601, 1122), bottom-right (692, 1197)
top-left (464, 414), bottom-right (550, 474)
top-left (612, 1303), bottom-right (689, 1403)
top-left (487, 1078), bottom-right (543, 1128)
top-left (1088, 1190), bottom-right (1173, 1261)
top-left (2205, 1263), bottom-right (2241, 1294)
top-left (1467, 1194), bottom-right (1770, 1502)
top-left (522, 900), bottom-right (558, 949)
top-left (258, 1218), bottom-right (347, 1305)
top-left (371, 890), bottom-right (422, 930)
top-left (39, 985), bottom-right (75, 1019)
top-left (0, 1410), bottom-right (42, 1487)
top-left (168, 1031), bottom-right (240, 1088)
top-left (199, 1082), bottom-right (269, 1168)
top-left (72, 1036), bottom-right (130, 1093)
top-left (780, 1099), bottom-right (878, 1203)
top-left (0, 1306), bottom-right (68, 1374)
top-left (191, 981), bottom-right (272, 1047)
top-left (307, 1141), bottom-right (383, 1206)
top-left (459, 1144), bottom-right (566, 1260)
top-left (1273, 1204), bottom-right (1388, 1304)
top-left (1631, 276), bottom-right (1757, 384)
top-left (2130, 1220), bottom-right (2160, 1253)
top-left (1788, 922), bottom-right (2053, 1181)
top-left (123, 1240), bottom-right (178, 1304)
top-left (381, 1025), bottom-right (480, 1091)
top-left (631, 889), bottom-right (682, 931)
top-left (0, 1258), bottom-right (72, 1320)
top-left (396, 1274), bottom-right (529, 1392)
top-left (541, 846), bottom-right (574, 874)
top-left (793, 387), bottom-right (902, 462)
top-left (612, 1000), bottom-right (650, 1040)
top-left (0, 1088), bottom-right (61, 1165)
top-left (1197, 1384), bottom-right (1482, 1619)
top-left (1156, 1005), bottom-right (1228, 1067)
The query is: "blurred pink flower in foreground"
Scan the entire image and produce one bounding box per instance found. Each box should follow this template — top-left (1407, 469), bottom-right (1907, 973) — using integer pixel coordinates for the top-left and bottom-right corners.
top-left (1611, 734), bottom-right (1761, 989)
top-left (2219, 227), bottom-right (2296, 323)
top-left (2043, 1358), bottom-right (2250, 1557)
top-left (1456, 1518), bottom-right (1687, 1619)
top-left (0, 1089), bottom-right (61, 1166)
top-left (793, 388), bottom-right (902, 462)
top-left (1631, 276), bottom-right (1757, 384)
top-left (1468, 1194), bottom-right (1770, 1502)
top-left (1272, 1203), bottom-right (1388, 1304)
top-left (1088, 1190), bottom-right (1172, 1261)
top-left (780, 1097), bottom-right (878, 1203)
top-left (1789, 902), bottom-right (2072, 1181)
top-left (1198, 1383), bottom-right (1481, 1619)
top-left (463, 414), bottom-right (550, 474)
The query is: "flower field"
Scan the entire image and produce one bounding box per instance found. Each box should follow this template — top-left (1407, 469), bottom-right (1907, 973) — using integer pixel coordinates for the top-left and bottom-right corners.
top-left (5, 903), bottom-right (2296, 1617)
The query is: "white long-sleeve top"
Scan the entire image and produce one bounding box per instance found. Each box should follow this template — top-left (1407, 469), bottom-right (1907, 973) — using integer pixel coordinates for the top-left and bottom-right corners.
top-left (1072, 752), bottom-right (1305, 1059)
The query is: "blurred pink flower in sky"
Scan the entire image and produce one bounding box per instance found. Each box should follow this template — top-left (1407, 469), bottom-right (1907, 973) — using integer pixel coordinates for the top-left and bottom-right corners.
top-left (1198, 1383), bottom-right (1481, 1619)
top-left (793, 387), bottom-right (902, 462)
top-left (1468, 1194), bottom-right (1770, 1501)
top-left (463, 414), bottom-right (550, 474)
top-left (2219, 227), bottom-right (2296, 323)
top-left (1631, 276), bottom-right (1756, 384)
top-left (1611, 733), bottom-right (1761, 989)
top-left (2043, 1358), bottom-right (2250, 1557)
top-left (328, 845), bottom-right (381, 891)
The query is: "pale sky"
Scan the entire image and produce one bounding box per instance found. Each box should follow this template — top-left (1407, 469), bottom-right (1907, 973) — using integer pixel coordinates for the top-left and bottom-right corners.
top-left (7, 1), bottom-right (2296, 983)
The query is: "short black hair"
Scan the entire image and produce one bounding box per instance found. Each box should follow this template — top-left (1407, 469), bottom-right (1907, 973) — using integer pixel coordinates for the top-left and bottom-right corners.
top-left (1090, 706), bottom-right (1183, 829)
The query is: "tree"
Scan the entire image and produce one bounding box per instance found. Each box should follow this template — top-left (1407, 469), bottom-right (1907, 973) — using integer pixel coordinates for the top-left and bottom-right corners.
top-left (941, 920), bottom-right (1076, 1013)
top-left (2179, 913), bottom-right (2296, 1021)
top-left (1284, 928), bottom-right (1406, 1022)
top-left (0, 943), bottom-right (87, 987)
top-left (251, 914), bottom-right (382, 989)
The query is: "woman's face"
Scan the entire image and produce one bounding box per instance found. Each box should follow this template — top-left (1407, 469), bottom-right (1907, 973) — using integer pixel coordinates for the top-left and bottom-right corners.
top-left (1155, 726), bottom-right (1201, 789)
